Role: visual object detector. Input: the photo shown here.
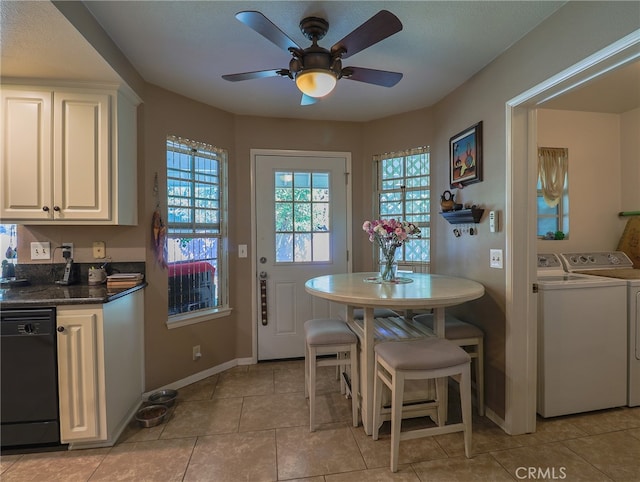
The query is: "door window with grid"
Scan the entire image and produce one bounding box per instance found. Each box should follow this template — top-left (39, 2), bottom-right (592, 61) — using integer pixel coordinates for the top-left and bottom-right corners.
top-left (166, 136), bottom-right (227, 318)
top-left (274, 170), bottom-right (331, 263)
top-left (374, 147), bottom-right (430, 270)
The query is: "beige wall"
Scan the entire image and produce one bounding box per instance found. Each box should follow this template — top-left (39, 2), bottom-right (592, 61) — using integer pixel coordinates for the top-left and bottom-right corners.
top-left (536, 108), bottom-right (625, 253)
top-left (406, 1), bottom-right (639, 418)
top-left (12, 1), bottom-right (640, 422)
top-left (140, 85), bottom-right (238, 388)
top-left (621, 107), bottom-right (640, 212)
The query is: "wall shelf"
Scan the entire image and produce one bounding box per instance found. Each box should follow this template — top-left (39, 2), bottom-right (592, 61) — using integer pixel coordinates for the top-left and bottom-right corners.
top-left (440, 208), bottom-right (484, 225)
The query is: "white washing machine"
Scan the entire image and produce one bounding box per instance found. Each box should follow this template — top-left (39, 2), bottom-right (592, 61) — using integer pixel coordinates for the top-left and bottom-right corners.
top-left (563, 251), bottom-right (640, 407)
top-left (536, 253), bottom-right (628, 417)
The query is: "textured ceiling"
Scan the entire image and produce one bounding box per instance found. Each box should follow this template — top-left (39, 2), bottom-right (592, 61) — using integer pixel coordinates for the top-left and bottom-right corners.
top-left (2, 1), bottom-right (637, 121)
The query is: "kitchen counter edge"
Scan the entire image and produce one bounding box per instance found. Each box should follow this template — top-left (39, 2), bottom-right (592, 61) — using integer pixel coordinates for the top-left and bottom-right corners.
top-left (0, 282), bottom-right (147, 308)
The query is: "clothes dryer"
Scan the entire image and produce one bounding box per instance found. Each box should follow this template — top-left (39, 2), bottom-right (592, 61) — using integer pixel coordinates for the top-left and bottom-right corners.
top-left (564, 251), bottom-right (640, 407)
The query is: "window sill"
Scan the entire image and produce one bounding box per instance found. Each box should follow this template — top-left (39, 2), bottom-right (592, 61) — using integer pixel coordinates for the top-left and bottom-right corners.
top-left (166, 307), bottom-right (233, 329)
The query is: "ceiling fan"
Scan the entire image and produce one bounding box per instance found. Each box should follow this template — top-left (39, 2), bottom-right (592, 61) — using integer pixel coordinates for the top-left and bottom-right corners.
top-left (222, 10), bottom-right (403, 105)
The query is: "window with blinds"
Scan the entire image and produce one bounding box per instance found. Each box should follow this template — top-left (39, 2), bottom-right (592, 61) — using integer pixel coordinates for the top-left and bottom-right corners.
top-left (166, 136), bottom-right (228, 317)
top-left (374, 147), bottom-right (431, 271)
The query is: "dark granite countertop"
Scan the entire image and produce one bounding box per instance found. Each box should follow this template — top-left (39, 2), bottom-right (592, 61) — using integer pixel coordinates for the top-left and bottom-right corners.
top-left (0, 282), bottom-right (147, 308)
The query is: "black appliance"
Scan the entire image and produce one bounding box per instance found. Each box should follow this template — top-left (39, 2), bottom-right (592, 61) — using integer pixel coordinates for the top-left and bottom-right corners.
top-left (1, 307), bottom-right (62, 450)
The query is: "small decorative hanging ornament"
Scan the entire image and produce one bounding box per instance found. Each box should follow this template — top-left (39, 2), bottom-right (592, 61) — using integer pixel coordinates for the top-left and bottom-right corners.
top-left (152, 173), bottom-right (168, 268)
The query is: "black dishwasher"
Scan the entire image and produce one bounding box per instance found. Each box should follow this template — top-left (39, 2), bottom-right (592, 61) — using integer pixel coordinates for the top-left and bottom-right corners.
top-left (1, 307), bottom-right (62, 450)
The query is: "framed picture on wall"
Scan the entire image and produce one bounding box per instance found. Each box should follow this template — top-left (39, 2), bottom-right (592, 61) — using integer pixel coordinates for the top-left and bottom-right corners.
top-left (449, 121), bottom-right (483, 188)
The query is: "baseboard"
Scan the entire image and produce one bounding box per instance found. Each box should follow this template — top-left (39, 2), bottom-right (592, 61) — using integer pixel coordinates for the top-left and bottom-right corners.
top-left (484, 406), bottom-right (507, 432)
top-left (143, 357), bottom-right (254, 397)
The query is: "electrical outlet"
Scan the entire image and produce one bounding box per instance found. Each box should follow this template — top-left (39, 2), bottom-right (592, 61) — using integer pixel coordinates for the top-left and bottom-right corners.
top-left (192, 345), bottom-right (201, 361)
top-left (490, 249), bottom-right (503, 269)
top-left (93, 241), bottom-right (106, 259)
top-left (62, 242), bottom-right (73, 259)
top-left (30, 242), bottom-right (51, 260)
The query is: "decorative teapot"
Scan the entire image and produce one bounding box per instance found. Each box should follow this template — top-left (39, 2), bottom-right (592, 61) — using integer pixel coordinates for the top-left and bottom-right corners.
top-left (440, 190), bottom-right (455, 212)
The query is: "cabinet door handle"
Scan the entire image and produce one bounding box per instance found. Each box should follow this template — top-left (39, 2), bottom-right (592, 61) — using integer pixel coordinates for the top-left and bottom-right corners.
top-left (57, 326), bottom-right (65, 333)
top-left (53, 206), bottom-right (61, 212)
top-left (42, 206), bottom-right (50, 212)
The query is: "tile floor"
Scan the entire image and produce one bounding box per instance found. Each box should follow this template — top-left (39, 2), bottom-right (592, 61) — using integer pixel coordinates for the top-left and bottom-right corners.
top-left (1, 359), bottom-right (640, 481)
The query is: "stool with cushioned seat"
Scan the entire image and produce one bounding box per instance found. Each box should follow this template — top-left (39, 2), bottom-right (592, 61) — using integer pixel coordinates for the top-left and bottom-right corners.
top-left (413, 313), bottom-right (485, 415)
top-left (304, 318), bottom-right (359, 432)
top-left (352, 308), bottom-right (401, 320)
top-left (373, 337), bottom-right (473, 472)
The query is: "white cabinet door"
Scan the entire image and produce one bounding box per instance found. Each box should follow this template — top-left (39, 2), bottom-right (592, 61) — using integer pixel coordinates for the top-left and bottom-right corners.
top-left (53, 92), bottom-right (111, 221)
top-left (56, 306), bottom-right (106, 443)
top-left (0, 88), bottom-right (53, 220)
top-left (1, 84), bottom-right (138, 225)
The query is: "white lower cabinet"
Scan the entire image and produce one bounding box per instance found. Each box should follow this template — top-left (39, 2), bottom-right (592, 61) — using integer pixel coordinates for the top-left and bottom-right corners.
top-left (56, 290), bottom-right (144, 447)
top-left (56, 306), bottom-right (104, 442)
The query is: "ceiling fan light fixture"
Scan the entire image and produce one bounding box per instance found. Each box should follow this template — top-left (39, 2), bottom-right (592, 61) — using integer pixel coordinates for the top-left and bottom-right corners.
top-left (295, 69), bottom-right (337, 98)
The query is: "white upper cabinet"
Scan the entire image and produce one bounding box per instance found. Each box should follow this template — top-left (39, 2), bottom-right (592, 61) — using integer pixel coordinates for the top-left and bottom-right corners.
top-left (0, 84), bottom-right (139, 225)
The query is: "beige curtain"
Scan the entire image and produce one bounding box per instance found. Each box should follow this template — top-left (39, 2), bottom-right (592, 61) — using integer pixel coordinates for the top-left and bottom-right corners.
top-left (538, 147), bottom-right (568, 207)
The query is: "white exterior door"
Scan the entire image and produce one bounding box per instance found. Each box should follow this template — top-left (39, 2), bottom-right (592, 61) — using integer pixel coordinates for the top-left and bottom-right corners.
top-left (254, 150), bottom-right (351, 360)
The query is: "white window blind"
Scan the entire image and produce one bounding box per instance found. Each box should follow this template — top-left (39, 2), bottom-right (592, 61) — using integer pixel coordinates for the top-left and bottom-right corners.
top-left (166, 136), bottom-right (228, 316)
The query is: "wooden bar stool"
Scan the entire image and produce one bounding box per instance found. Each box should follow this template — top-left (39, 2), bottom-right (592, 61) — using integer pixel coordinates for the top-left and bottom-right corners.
top-left (413, 313), bottom-right (485, 415)
top-left (373, 338), bottom-right (472, 472)
top-left (304, 318), bottom-right (359, 432)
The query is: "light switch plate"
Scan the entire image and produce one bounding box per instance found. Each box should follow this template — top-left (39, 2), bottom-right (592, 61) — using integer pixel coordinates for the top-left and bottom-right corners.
top-left (490, 249), bottom-right (503, 269)
top-left (238, 244), bottom-right (247, 258)
top-left (30, 242), bottom-right (51, 260)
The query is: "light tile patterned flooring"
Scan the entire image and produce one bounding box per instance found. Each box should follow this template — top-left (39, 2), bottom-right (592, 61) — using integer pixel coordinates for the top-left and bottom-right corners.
top-left (1, 359), bottom-right (640, 481)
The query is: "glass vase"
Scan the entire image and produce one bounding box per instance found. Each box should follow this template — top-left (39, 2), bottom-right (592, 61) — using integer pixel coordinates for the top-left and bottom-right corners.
top-left (380, 254), bottom-right (398, 282)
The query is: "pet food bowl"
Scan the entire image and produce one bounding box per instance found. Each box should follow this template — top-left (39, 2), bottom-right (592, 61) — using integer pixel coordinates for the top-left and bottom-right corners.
top-left (135, 405), bottom-right (168, 428)
top-left (148, 389), bottom-right (178, 407)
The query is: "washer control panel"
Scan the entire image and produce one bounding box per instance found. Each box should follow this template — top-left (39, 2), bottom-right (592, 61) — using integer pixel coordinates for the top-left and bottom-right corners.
top-left (537, 253), bottom-right (563, 269)
top-left (560, 251), bottom-right (633, 271)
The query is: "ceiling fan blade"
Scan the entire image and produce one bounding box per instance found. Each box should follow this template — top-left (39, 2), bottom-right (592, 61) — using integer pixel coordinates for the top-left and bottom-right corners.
top-left (235, 11), bottom-right (301, 52)
top-left (343, 67), bottom-right (403, 87)
top-left (300, 94), bottom-right (320, 106)
top-left (331, 10), bottom-right (402, 59)
top-left (222, 69), bottom-right (286, 82)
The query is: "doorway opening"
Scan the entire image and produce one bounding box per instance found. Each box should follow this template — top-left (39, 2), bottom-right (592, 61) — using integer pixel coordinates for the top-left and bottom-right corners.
top-left (505, 30), bottom-right (640, 435)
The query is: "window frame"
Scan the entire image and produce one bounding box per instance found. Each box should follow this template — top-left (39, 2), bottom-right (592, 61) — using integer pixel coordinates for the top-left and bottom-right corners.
top-left (373, 147), bottom-right (431, 271)
top-left (536, 177), bottom-right (569, 239)
top-left (165, 136), bottom-right (230, 328)
top-left (273, 169), bottom-right (332, 264)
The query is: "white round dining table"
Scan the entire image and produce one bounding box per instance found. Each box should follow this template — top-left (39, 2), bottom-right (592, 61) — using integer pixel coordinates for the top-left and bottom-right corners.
top-left (304, 272), bottom-right (485, 434)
